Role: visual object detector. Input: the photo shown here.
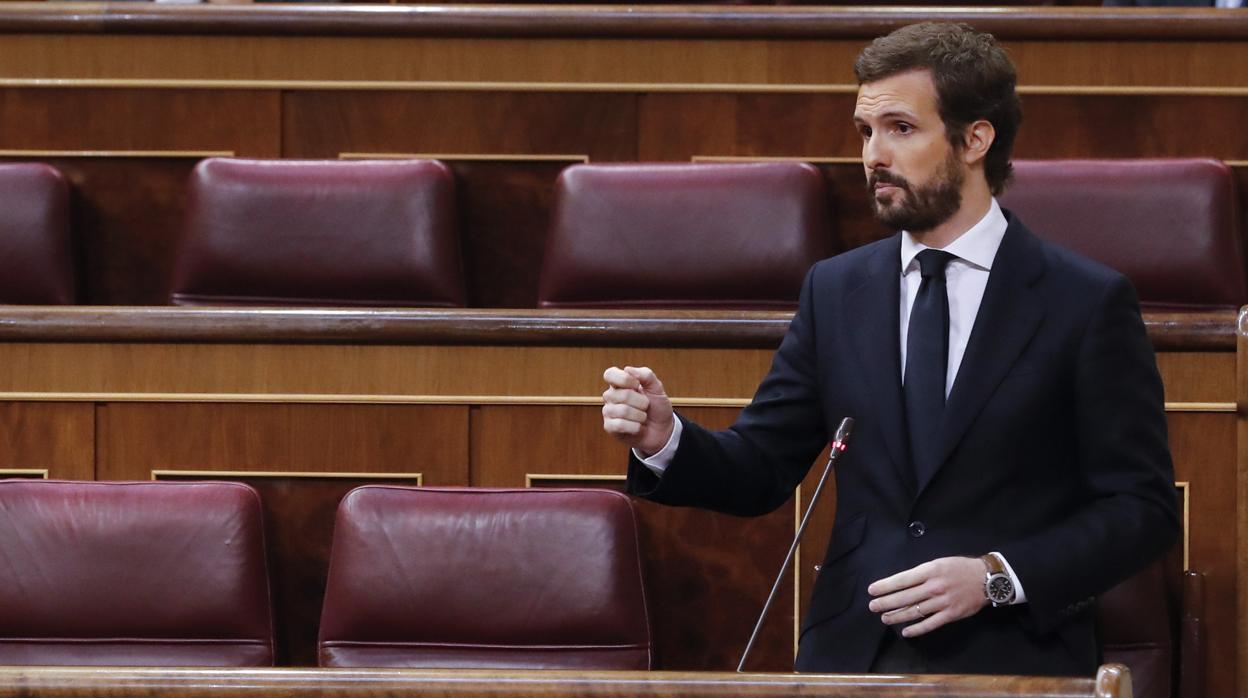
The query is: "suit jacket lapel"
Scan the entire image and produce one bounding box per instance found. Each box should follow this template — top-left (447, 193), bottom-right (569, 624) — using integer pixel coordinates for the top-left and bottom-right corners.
top-left (846, 235), bottom-right (913, 492)
top-left (915, 215), bottom-right (1047, 497)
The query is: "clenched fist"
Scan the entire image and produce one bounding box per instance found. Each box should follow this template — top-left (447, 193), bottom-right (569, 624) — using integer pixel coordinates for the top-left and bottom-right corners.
top-left (601, 366), bottom-right (675, 457)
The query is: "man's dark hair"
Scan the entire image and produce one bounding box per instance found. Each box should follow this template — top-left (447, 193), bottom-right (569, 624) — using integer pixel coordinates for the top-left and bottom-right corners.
top-left (854, 22), bottom-right (1023, 195)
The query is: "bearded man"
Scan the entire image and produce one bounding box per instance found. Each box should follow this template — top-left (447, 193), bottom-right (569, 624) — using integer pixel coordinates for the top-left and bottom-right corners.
top-left (601, 22), bottom-right (1179, 675)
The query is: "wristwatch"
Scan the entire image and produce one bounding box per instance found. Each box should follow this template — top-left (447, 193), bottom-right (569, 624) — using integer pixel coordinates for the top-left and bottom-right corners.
top-left (981, 553), bottom-right (1016, 607)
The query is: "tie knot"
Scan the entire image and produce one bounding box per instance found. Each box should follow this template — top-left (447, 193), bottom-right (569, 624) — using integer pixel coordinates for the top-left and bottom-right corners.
top-left (915, 249), bottom-right (955, 280)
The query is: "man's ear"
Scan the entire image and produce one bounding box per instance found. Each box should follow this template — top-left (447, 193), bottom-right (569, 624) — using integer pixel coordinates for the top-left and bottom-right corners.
top-left (961, 120), bottom-right (996, 166)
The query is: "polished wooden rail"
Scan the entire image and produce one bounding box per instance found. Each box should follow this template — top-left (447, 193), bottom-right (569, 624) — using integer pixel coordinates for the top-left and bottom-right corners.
top-left (0, 4), bottom-right (1243, 40)
top-left (0, 307), bottom-right (1233, 351)
top-left (0, 666), bottom-right (1132, 698)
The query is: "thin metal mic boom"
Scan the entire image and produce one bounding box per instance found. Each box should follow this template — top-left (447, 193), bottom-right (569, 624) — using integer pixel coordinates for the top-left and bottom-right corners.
top-left (736, 416), bottom-right (855, 673)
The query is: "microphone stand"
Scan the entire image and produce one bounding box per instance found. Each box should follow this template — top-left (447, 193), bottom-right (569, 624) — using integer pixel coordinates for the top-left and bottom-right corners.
top-left (736, 417), bottom-right (855, 673)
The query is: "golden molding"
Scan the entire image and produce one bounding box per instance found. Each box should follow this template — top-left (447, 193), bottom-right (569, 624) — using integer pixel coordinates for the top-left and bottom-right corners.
top-left (0, 392), bottom-right (750, 407)
top-left (698, 156), bottom-right (1248, 170)
top-left (1019, 85), bottom-right (1248, 97)
top-left (524, 473), bottom-right (626, 487)
top-left (694, 155), bottom-right (862, 164)
top-left (340, 152), bottom-right (589, 163)
top-left (1176, 481), bottom-right (1190, 572)
top-left (0, 150), bottom-right (233, 158)
top-left (152, 469), bottom-right (423, 483)
top-left (0, 79), bottom-right (859, 92)
top-left (2, 79), bottom-right (1248, 97)
top-left (793, 483), bottom-right (802, 659)
top-left (0, 468), bottom-right (49, 479)
top-left (1166, 402), bottom-right (1236, 412)
top-left (0, 392), bottom-right (1229, 412)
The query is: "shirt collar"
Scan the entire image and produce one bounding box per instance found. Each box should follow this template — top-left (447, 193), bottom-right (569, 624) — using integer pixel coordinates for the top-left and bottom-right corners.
top-left (900, 198), bottom-right (1008, 274)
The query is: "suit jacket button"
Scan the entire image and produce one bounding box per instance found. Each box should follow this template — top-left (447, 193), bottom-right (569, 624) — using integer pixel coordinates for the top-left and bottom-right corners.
top-left (908, 521), bottom-right (926, 538)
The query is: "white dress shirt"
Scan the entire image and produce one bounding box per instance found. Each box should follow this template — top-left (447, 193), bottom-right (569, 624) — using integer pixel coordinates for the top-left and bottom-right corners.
top-left (636, 198), bottom-right (1026, 602)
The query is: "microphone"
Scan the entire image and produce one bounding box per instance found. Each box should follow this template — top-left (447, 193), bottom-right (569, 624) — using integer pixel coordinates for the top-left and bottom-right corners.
top-left (736, 417), bottom-right (855, 673)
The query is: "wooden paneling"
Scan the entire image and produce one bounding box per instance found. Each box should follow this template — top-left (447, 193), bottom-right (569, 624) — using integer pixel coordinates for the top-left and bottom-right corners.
top-left (0, 402), bottom-right (93, 480)
top-left (639, 93), bottom-right (859, 161)
top-left (1168, 411), bottom-right (1236, 698)
top-left (471, 404), bottom-right (796, 672)
top-left (96, 403), bottom-right (468, 480)
top-left (97, 402), bottom-right (468, 666)
top-left (450, 161), bottom-right (570, 307)
top-left (1157, 352), bottom-right (1237, 405)
top-left (1014, 95), bottom-right (1248, 160)
top-left (282, 91), bottom-right (636, 160)
top-left (0, 89), bottom-right (279, 154)
top-left (0, 343), bottom-right (775, 399)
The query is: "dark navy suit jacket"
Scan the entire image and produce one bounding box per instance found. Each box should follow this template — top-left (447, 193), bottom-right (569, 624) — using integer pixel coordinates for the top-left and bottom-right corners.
top-left (628, 213), bottom-right (1180, 675)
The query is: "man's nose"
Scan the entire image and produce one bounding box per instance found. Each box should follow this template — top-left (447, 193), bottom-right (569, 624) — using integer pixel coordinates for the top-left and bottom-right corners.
top-left (863, 134), bottom-right (890, 171)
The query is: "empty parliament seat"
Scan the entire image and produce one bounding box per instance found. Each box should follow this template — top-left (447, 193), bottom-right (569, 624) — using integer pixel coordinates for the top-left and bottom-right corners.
top-left (1000, 159), bottom-right (1245, 310)
top-left (537, 162), bottom-right (836, 309)
top-left (170, 158), bottom-right (465, 307)
top-left (0, 163), bottom-right (75, 304)
top-left (318, 486), bottom-right (652, 669)
top-left (0, 479), bottom-right (275, 666)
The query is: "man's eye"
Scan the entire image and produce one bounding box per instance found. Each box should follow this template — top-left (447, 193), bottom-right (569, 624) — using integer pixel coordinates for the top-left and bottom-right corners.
top-left (896, 123), bottom-right (914, 135)
top-left (859, 126), bottom-right (872, 140)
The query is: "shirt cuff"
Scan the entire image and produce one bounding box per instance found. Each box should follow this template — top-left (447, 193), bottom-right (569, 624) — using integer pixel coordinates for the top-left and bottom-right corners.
top-left (633, 417), bottom-right (683, 476)
top-left (989, 551), bottom-right (1028, 605)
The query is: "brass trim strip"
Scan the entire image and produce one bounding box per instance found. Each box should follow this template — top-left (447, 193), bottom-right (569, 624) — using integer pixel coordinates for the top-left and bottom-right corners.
top-left (2, 79), bottom-right (1247, 97)
top-left (0, 393), bottom-right (1226, 411)
top-left (1176, 481), bottom-right (1190, 572)
top-left (524, 473), bottom-right (626, 487)
top-left (0, 79), bottom-right (861, 92)
top-left (0, 392), bottom-right (751, 407)
top-left (0, 150), bottom-right (234, 158)
top-left (1166, 402), bottom-right (1236, 412)
top-left (341, 152), bottom-right (589, 163)
top-left (152, 469), bottom-right (423, 483)
top-left (0, 468), bottom-right (49, 479)
top-left (697, 156), bottom-right (1248, 170)
top-left (694, 155), bottom-right (862, 164)
top-left (793, 483), bottom-right (802, 660)
top-left (1018, 85), bottom-right (1248, 97)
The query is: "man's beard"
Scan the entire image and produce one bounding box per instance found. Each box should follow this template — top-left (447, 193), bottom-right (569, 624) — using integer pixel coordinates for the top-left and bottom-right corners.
top-left (867, 150), bottom-right (965, 233)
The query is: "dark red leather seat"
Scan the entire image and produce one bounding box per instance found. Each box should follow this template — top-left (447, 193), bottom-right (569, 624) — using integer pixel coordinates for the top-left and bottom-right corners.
top-left (0, 163), bottom-right (75, 304)
top-left (0, 480), bottom-right (275, 666)
top-left (1097, 548), bottom-right (1205, 698)
top-left (538, 162), bottom-right (836, 309)
top-left (318, 486), bottom-right (652, 669)
top-left (170, 158), bottom-right (465, 307)
top-left (1000, 159), bottom-right (1245, 310)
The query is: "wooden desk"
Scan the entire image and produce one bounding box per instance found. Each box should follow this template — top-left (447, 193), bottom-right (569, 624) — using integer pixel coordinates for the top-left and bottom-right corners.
top-left (0, 665), bottom-right (1133, 698)
top-left (0, 307), bottom-right (1234, 695)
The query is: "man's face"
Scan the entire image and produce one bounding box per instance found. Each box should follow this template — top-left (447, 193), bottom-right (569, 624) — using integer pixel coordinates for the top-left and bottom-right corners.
top-left (854, 69), bottom-right (966, 233)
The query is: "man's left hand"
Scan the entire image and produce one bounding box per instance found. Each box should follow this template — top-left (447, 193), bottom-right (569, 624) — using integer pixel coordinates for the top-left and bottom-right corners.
top-left (867, 556), bottom-right (987, 637)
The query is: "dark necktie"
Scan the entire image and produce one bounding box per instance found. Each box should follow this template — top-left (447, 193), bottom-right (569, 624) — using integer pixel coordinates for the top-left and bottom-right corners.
top-left (904, 249), bottom-right (955, 487)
